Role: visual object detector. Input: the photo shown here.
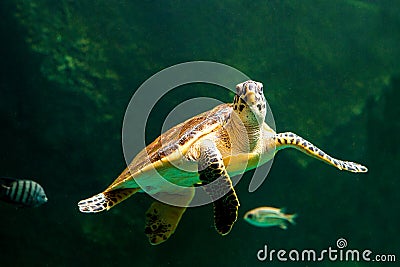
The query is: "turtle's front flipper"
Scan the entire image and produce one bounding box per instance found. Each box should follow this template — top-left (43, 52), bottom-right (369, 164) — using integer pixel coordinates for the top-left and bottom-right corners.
top-left (198, 139), bottom-right (240, 235)
top-left (78, 188), bottom-right (139, 213)
top-left (274, 132), bottom-right (368, 173)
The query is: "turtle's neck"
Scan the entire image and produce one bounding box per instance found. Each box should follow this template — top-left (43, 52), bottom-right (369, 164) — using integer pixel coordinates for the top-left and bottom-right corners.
top-left (225, 109), bottom-right (262, 153)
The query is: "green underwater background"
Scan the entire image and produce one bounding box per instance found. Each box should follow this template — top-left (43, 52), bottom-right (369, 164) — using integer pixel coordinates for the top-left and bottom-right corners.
top-left (0, 0), bottom-right (399, 266)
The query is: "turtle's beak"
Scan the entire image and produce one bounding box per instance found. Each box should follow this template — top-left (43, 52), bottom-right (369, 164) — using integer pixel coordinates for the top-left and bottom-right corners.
top-left (243, 91), bottom-right (256, 105)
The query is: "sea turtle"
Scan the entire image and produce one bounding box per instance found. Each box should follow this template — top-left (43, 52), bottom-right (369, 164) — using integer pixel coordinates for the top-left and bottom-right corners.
top-left (78, 80), bottom-right (368, 245)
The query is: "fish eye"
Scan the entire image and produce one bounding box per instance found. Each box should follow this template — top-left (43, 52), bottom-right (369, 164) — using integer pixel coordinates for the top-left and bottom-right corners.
top-left (247, 214), bottom-right (254, 219)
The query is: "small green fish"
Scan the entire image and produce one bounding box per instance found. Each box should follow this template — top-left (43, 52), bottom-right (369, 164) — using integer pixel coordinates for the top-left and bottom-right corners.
top-left (243, 207), bottom-right (297, 229)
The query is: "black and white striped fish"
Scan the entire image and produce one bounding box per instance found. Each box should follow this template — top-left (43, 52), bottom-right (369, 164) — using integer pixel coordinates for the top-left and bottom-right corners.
top-left (0, 177), bottom-right (48, 207)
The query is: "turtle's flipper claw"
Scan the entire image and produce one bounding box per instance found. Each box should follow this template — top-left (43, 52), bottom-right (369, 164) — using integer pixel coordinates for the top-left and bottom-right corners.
top-left (78, 193), bottom-right (107, 213)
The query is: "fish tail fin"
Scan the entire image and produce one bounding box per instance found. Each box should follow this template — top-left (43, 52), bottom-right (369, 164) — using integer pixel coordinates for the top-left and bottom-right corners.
top-left (286, 213), bottom-right (298, 225)
top-left (0, 177), bottom-right (13, 191)
top-left (279, 223), bottom-right (288, 230)
top-left (0, 184), bottom-right (7, 193)
top-left (0, 181), bottom-right (11, 198)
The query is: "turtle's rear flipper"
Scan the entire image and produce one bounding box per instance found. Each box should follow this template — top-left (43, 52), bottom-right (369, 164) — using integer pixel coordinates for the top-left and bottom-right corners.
top-left (145, 187), bottom-right (194, 245)
top-left (198, 139), bottom-right (240, 236)
top-left (274, 132), bottom-right (368, 173)
top-left (78, 188), bottom-right (138, 213)
top-left (145, 201), bottom-right (187, 245)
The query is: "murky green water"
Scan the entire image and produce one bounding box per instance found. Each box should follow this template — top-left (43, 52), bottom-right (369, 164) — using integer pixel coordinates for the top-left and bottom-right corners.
top-left (1, 1), bottom-right (399, 266)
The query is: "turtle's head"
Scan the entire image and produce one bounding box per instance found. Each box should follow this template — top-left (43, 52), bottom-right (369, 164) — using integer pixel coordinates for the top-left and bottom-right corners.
top-left (233, 80), bottom-right (266, 126)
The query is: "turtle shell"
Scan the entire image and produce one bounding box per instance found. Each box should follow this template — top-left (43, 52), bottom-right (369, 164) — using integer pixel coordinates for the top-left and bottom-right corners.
top-left (107, 103), bottom-right (233, 189)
